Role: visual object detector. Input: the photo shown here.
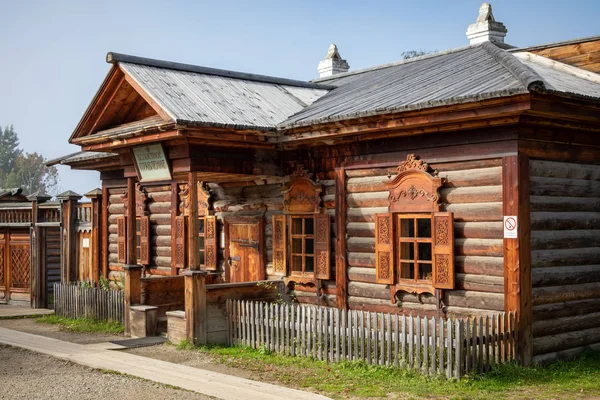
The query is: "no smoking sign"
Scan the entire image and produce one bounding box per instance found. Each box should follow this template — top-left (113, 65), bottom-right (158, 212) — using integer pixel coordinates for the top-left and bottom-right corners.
top-left (504, 216), bottom-right (518, 239)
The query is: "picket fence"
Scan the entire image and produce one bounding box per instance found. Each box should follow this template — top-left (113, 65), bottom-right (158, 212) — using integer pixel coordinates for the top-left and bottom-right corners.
top-left (53, 282), bottom-right (125, 323)
top-left (227, 299), bottom-right (518, 379)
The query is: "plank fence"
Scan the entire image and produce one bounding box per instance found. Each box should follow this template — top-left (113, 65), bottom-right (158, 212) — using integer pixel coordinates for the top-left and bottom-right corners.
top-left (53, 282), bottom-right (125, 324)
top-left (227, 299), bottom-right (517, 379)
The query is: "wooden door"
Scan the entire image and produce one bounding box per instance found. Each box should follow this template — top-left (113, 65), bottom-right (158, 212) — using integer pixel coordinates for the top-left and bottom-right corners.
top-left (3, 230), bottom-right (31, 304)
top-left (225, 218), bottom-right (264, 283)
top-left (0, 230), bottom-right (6, 303)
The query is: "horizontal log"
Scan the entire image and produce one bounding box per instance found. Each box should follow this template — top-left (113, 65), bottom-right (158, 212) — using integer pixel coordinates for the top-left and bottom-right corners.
top-left (531, 230), bottom-right (600, 250)
top-left (348, 296), bottom-right (410, 314)
top-left (148, 202), bottom-right (173, 214)
top-left (109, 235), bottom-right (171, 247)
top-left (533, 343), bottom-right (600, 365)
top-left (445, 202), bottom-right (503, 222)
top-left (532, 265), bottom-right (600, 287)
top-left (531, 212), bottom-right (600, 230)
top-left (348, 252), bottom-right (375, 268)
top-left (146, 192), bottom-right (172, 203)
top-left (108, 254), bottom-right (171, 268)
top-left (347, 237), bottom-right (375, 253)
top-left (444, 290), bottom-right (504, 311)
top-left (347, 222), bottom-right (375, 238)
top-left (530, 176), bottom-right (600, 198)
top-left (108, 188), bottom-right (126, 196)
top-left (442, 185), bottom-right (502, 204)
top-left (108, 224), bottom-right (172, 235)
top-left (533, 326), bottom-right (600, 356)
top-left (532, 312), bottom-right (600, 338)
top-left (108, 204), bottom-right (125, 214)
top-left (344, 159), bottom-right (502, 178)
top-left (348, 266), bottom-right (376, 283)
top-left (108, 194), bottom-right (125, 204)
top-left (456, 238), bottom-right (503, 257)
top-left (456, 273), bottom-right (504, 293)
top-left (531, 247), bottom-right (600, 268)
top-left (532, 282), bottom-right (600, 305)
top-left (348, 281), bottom-right (389, 300)
top-left (347, 207), bottom-right (388, 223)
top-left (144, 185), bottom-right (171, 193)
top-left (455, 221), bottom-right (502, 239)
top-left (533, 298), bottom-right (600, 321)
top-left (146, 267), bottom-right (173, 276)
top-left (346, 192), bottom-right (388, 208)
top-left (155, 246), bottom-right (172, 257)
top-left (530, 159), bottom-right (600, 181)
top-left (213, 198), bottom-right (283, 212)
top-left (530, 196), bottom-right (600, 212)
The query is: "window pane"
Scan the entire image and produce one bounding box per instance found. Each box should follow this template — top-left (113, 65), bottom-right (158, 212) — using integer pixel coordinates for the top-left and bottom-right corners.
top-left (136, 218), bottom-right (141, 231)
top-left (400, 242), bottom-right (414, 260)
top-left (292, 256), bottom-right (302, 272)
top-left (198, 219), bottom-right (205, 234)
top-left (401, 262), bottom-right (413, 279)
top-left (417, 219), bottom-right (431, 238)
top-left (199, 237), bottom-right (205, 249)
top-left (305, 238), bottom-right (314, 255)
top-left (400, 219), bottom-right (414, 238)
top-left (418, 243), bottom-right (432, 261)
top-left (419, 263), bottom-right (432, 281)
top-left (137, 236), bottom-right (141, 246)
top-left (137, 247), bottom-right (141, 261)
top-left (304, 218), bottom-right (314, 235)
top-left (292, 238), bottom-right (303, 254)
top-left (199, 250), bottom-right (205, 265)
top-left (292, 218), bottom-right (302, 234)
top-left (305, 256), bottom-right (314, 272)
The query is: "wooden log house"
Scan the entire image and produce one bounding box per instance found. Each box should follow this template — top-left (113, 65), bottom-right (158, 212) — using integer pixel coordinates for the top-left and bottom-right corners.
top-left (53, 4), bottom-right (600, 364)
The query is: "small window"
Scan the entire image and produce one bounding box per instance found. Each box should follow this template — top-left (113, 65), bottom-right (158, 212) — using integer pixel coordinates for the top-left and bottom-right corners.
top-left (135, 217), bottom-right (142, 263)
top-left (398, 214), bottom-right (432, 282)
top-left (289, 215), bottom-right (315, 275)
top-left (198, 217), bottom-right (205, 266)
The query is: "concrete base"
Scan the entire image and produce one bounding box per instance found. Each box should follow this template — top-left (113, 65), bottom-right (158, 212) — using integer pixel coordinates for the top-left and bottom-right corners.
top-left (166, 310), bottom-right (186, 345)
top-left (129, 305), bottom-right (158, 338)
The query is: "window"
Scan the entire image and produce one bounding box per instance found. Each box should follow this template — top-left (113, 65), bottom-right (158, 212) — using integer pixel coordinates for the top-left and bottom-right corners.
top-left (374, 154), bottom-right (455, 298)
top-left (117, 215), bottom-right (149, 265)
top-left (198, 217), bottom-right (205, 266)
top-left (290, 215), bottom-right (315, 275)
top-left (136, 217), bottom-right (142, 263)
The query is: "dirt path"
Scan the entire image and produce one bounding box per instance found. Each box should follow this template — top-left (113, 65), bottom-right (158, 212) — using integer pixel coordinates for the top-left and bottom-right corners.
top-left (0, 345), bottom-right (211, 400)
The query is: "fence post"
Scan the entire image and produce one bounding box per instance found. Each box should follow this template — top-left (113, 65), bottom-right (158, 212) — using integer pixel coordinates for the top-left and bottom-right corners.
top-left (183, 269), bottom-right (207, 346)
top-left (123, 264), bottom-right (142, 335)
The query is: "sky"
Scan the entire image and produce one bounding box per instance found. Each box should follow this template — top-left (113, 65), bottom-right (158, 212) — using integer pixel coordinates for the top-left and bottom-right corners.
top-left (0, 0), bottom-right (599, 196)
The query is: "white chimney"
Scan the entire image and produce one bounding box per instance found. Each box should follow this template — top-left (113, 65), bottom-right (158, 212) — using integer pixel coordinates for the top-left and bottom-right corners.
top-left (317, 44), bottom-right (350, 78)
top-left (466, 3), bottom-right (507, 45)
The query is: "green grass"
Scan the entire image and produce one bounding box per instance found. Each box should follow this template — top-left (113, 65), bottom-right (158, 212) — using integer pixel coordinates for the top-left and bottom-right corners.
top-left (35, 315), bottom-right (124, 334)
top-left (177, 344), bottom-right (600, 399)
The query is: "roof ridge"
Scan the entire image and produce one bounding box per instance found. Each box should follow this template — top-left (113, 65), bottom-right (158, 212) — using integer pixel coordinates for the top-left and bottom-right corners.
top-left (513, 51), bottom-right (600, 85)
top-left (480, 42), bottom-right (545, 90)
top-left (106, 52), bottom-right (335, 90)
top-left (509, 34), bottom-right (600, 53)
top-left (311, 44), bottom-right (479, 83)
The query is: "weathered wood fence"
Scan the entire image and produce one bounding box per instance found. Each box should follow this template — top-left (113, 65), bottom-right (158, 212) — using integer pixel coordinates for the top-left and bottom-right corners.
top-left (227, 300), bottom-right (517, 379)
top-left (53, 282), bottom-right (125, 324)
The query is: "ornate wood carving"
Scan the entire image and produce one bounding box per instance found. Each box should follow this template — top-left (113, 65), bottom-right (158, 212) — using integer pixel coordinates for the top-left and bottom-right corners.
top-left (204, 215), bottom-right (217, 270)
top-left (179, 183), bottom-right (190, 216)
top-left (174, 216), bottom-right (186, 270)
top-left (135, 183), bottom-right (149, 216)
top-left (116, 216), bottom-right (127, 263)
top-left (272, 215), bottom-right (287, 273)
top-left (314, 214), bottom-right (331, 280)
top-left (197, 181), bottom-right (211, 217)
top-left (385, 154), bottom-right (442, 213)
top-left (375, 213), bottom-right (394, 285)
top-left (139, 216), bottom-right (150, 265)
top-left (120, 190), bottom-right (128, 217)
top-left (432, 212), bottom-right (455, 290)
top-left (282, 166), bottom-right (322, 214)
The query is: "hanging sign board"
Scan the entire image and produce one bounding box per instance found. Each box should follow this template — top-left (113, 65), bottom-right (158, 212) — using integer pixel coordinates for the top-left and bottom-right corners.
top-left (82, 238), bottom-right (90, 248)
top-left (132, 144), bottom-right (172, 182)
top-left (503, 216), bottom-right (518, 239)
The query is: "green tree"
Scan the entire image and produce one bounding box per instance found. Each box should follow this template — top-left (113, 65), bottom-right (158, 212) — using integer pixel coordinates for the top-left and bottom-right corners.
top-left (3, 152), bottom-right (59, 195)
top-left (401, 50), bottom-right (433, 60)
top-left (0, 125), bottom-right (22, 176)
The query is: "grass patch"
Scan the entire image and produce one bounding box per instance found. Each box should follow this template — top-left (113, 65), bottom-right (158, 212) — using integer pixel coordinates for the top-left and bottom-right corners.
top-left (176, 344), bottom-right (600, 399)
top-left (35, 315), bottom-right (124, 334)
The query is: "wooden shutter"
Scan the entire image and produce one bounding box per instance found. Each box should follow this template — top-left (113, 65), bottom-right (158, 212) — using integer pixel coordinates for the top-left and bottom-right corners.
top-left (204, 215), bottom-right (217, 270)
top-left (272, 214), bottom-right (287, 274)
top-left (117, 216), bottom-right (127, 264)
top-left (139, 216), bottom-right (150, 265)
top-left (432, 212), bottom-right (455, 290)
top-left (314, 214), bottom-right (331, 280)
top-left (174, 216), bottom-right (186, 270)
top-left (375, 213), bottom-right (394, 284)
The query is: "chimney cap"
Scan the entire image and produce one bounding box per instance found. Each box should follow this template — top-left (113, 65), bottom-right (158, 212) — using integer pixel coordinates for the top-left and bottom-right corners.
top-left (318, 44), bottom-right (350, 78)
top-left (466, 3), bottom-right (507, 45)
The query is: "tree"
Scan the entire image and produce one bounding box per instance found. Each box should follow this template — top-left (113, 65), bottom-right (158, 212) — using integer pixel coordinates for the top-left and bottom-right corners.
top-left (401, 50), bottom-right (434, 60)
top-left (2, 152), bottom-right (60, 195)
top-left (0, 125), bottom-right (22, 175)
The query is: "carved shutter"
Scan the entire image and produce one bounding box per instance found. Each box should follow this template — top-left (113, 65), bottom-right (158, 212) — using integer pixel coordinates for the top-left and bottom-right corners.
top-left (117, 216), bottom-right (127, 264)
top-left (204, 215), bottom-right (217, 270)
top-left (375, 213), bottom-right (394, 285)
top-left (272, 214), bottom-right (287, 274)
top-left (432, 212), bottom-right (455, 290)
top-left (174, 216), bottom-right (186, 270)
top-left (314, 214), bottom-right (331, 280)
top-left (139, 216), bottom-right (150, 265)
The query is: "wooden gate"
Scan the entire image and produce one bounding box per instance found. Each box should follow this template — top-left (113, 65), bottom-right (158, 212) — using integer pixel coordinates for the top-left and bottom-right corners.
top-left (0, 229), bottom-right (31, 304)
top-left (225, 217), bottom-right (264, 283)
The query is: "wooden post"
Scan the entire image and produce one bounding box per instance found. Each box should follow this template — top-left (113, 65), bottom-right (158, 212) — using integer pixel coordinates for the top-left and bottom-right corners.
top-left (122, 264), bottom-right (142, 335)
top-left (184, 269), bottom-right (207, 345)
top-left (101, 186), bottom-right (109, 279)
top-left (85, 189), bottom-right (102, 285)
top-left (28, 193), bottom-right (50, 308)
top-left (170, 182), bottom-right (179, 275)
top-left (502, 154), bottom-right (532, 366)
top-left (126, 178), bottom-right (137, 266)
top-left (57, 191), bottom-right (82, 283)
top-left (335, 167), bottom-right (348, 310)
top-left (187, 172), bottom-right (199, 270)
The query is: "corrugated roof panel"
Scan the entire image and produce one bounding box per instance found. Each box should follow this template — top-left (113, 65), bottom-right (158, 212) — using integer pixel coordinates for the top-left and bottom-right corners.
top-left (120, 63), bottom-right (329, 130)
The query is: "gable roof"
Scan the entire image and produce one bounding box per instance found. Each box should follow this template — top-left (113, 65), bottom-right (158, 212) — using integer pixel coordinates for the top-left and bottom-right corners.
top-left (279, 42), bottom-right (600, 129)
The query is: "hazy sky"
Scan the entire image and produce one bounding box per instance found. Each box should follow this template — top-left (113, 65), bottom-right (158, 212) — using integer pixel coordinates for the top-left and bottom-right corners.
top-left (0, 0), bottom-right (598, 195)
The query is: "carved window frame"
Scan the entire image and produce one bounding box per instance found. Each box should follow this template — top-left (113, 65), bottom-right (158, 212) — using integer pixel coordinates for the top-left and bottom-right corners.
top-left (375, 155), bottom-right (455, 301)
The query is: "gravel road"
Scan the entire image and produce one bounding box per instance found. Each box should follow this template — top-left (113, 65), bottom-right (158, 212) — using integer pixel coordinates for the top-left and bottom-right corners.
top-left (0, 345), bottom-right (212, 400)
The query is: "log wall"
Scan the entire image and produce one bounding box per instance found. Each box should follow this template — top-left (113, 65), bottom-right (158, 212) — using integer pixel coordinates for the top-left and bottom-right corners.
top-left (529, 159), bottom-right (600, 363)
top-left (343, 159), bottom-right (504, 317)
top-left (45, 227), bottom-right (61, 293)
top-left (107, 187), bottom-right (126, 282)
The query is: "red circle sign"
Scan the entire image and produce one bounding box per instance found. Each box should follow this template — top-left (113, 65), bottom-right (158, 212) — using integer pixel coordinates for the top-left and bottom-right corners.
top-left (505, 217), bottom-right (516, 231)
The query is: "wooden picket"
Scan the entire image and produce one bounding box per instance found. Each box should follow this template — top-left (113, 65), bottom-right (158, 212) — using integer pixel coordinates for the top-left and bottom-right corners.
top-left (53, 282), bottom-right (124, 323)
top-left (227, 299), bottom-right (518, 379)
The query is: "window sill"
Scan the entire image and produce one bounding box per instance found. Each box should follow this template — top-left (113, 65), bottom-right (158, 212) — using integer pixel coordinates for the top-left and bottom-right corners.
top-left (393, 281), bottom-right (435, 297)
top-left (284, 275), bottom-right (316, 287)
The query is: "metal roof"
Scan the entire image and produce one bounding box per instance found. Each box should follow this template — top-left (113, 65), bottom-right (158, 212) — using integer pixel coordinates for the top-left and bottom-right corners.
top-left (119, 62), bottom-right (330, 131)
top-left (280, 42), bottom-right (600, 129)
